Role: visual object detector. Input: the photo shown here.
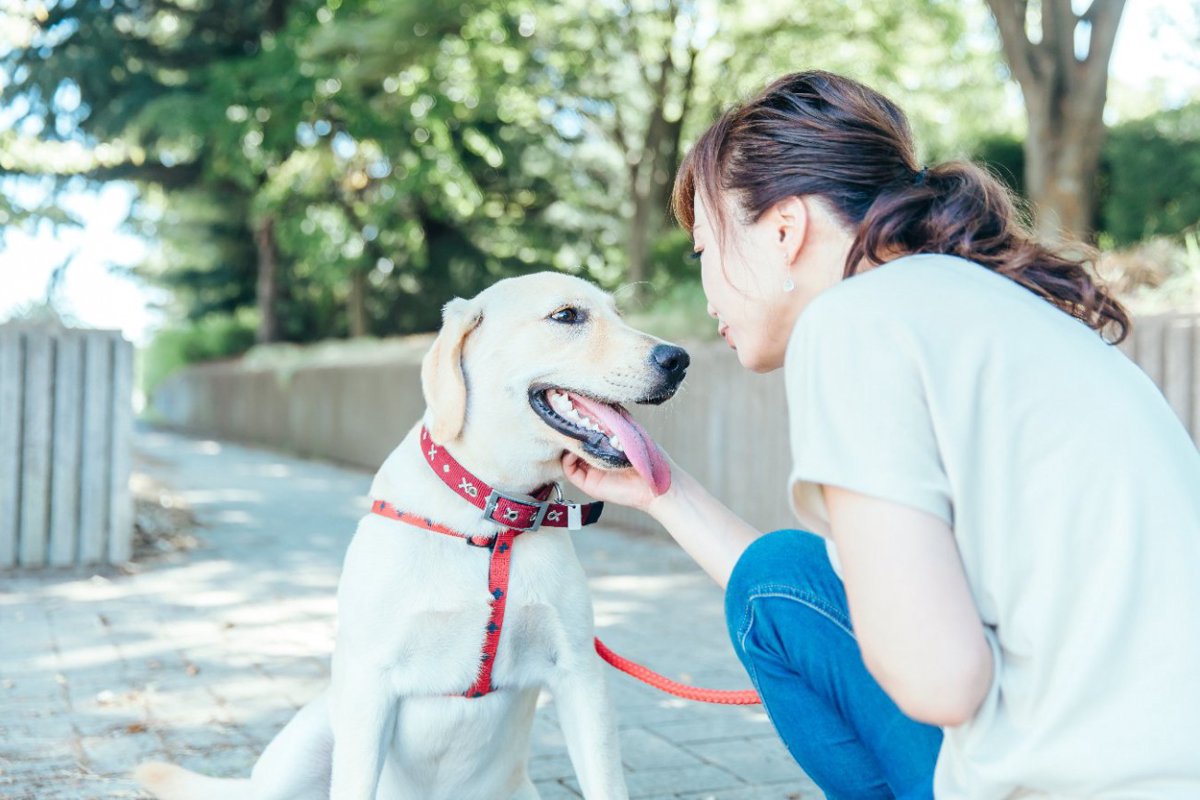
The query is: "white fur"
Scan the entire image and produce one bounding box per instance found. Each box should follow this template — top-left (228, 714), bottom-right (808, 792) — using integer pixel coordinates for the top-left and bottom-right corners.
top-left (137, 272), bottom-right (683, 800)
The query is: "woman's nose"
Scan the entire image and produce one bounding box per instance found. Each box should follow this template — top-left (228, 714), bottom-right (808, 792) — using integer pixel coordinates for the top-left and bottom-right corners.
top-left (706, 303), bottom-right (718, 320)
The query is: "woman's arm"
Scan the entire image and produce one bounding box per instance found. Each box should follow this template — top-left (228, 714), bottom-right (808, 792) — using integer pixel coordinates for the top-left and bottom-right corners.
top-left (824, 484), bottom-right (994, 727)
top-left (561, 454), bottom-right (761, 587)
top-left (644, 467), bottom-right (763, 587)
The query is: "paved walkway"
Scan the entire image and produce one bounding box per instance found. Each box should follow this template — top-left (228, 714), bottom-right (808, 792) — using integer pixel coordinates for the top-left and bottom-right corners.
top-left (0, 428), bottom-right (819, 799)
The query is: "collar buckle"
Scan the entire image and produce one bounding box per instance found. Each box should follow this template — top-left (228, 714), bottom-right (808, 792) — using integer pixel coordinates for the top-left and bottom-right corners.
top-left (482, 489), bottom-right (549, 531)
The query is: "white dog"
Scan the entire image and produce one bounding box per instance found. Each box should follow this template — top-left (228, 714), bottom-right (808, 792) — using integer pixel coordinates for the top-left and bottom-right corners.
top-left (135, 271), bottom-right (689, 800)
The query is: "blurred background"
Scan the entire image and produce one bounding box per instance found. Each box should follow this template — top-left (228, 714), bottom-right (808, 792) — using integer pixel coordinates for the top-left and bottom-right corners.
top-left (1, 9), bottom-right (1198, 793)
top-left (1, 0), bottom-right (1199, 399)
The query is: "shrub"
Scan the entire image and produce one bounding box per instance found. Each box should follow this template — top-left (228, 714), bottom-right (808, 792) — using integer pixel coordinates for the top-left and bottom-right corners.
top-left (1101, 104), bottom-right (1200, 245)
top-left (140, 309), bottom-right (257, 396)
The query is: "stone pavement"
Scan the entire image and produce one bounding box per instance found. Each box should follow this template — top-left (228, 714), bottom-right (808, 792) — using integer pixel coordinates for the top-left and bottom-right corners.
top-left (0, 427), bottom-right (820, 799)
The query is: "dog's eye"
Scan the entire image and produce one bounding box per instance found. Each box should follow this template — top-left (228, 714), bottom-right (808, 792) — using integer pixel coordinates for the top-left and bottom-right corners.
top-left (549, 307), bottom-right (582, 324)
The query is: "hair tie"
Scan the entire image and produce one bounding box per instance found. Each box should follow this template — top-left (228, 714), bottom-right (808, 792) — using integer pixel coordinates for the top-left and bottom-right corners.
top-left (913, 166), bottom-right (929, 186)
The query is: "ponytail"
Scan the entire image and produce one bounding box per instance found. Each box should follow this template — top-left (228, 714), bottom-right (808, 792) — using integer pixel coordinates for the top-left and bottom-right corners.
top-left (849, 162), bottom-right (1130, 342)
top-left (672, 71), bottom-right (1131, 343)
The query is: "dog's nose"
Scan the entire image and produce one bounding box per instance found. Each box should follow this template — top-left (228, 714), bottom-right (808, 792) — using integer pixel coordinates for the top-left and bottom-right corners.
top-left (650, 344), bottom-right (690, 378)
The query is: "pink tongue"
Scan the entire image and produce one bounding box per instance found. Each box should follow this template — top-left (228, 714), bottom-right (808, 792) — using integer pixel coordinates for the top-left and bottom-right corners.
top-left (567, 393), bottom-right (672, 496)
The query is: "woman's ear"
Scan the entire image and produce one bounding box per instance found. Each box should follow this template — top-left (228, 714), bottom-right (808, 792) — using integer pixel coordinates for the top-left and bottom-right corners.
top-left (775, 195), bottom-right (810, 267)
top-left (421, 297), bottom-right (483, 444)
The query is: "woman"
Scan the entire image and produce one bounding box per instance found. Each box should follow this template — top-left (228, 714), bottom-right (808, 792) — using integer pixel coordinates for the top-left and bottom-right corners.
top-left (562, 71), bottom-right (1200, 799)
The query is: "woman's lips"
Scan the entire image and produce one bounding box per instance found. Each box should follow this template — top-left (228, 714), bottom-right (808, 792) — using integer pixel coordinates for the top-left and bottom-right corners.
top-left (719, 324), bottom-right (735, 349)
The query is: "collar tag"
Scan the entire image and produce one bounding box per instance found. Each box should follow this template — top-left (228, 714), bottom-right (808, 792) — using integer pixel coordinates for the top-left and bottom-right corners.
top-left (566, 503), bottom-right (583, 531)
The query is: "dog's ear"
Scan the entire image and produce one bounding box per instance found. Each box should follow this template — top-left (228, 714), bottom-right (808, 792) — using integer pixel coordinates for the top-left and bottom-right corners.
top-left (421, 297), bottom-right (483, 444)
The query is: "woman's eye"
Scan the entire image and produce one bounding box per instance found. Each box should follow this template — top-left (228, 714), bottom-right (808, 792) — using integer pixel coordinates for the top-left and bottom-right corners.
top-left (689, 250), bottom-right (703, 261)
top-left (550, 307), bottom-right (581, 324)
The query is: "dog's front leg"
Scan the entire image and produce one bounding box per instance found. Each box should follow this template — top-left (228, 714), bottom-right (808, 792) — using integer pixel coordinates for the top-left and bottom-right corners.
top-left (550, 655), bottom-right (628, 800)
top-left (329, 663), bottom-right (398, 800)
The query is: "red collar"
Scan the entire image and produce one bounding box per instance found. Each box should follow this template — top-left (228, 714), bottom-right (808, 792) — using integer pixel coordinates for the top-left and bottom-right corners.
top-left (417, 426), bottom-right (603, 531)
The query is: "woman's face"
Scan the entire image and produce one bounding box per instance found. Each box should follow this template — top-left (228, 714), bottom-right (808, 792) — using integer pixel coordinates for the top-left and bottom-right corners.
top-left (691, 190), bottom-right (846, 372)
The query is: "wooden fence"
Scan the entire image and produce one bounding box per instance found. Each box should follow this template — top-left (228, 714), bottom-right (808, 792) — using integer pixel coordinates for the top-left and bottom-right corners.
top-left (1116, 313), bottom-right (1200, 446)
top-left (0, 324), bottom-right (134, 569)
top-left (150, 312), bottom-right (1199, 535)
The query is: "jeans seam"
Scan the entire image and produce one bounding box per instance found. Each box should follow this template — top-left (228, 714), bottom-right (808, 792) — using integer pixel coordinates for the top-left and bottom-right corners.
top-left (735, 595), bottom-right (858, 784)
top-left (736, 600), bottom-right (804, 769)
top-left (737, 585), bottom-right (855, 643)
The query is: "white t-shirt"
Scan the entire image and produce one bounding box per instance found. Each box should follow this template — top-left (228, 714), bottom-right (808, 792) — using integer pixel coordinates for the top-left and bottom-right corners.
top-left (785, 254), bottom-right (1200, 799)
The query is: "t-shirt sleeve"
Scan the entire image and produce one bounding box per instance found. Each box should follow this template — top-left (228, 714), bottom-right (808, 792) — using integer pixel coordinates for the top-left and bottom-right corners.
top-left (785, 297), bottom-right (953, 529)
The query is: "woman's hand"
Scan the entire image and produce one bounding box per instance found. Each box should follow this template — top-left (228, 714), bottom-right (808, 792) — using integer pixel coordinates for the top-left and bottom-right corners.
top-left (560, 452), bottom-right (668, 513)
top-left (562, 449), bottom-right (766, 587)
top-left (562, 451), bottom-right (761, 587)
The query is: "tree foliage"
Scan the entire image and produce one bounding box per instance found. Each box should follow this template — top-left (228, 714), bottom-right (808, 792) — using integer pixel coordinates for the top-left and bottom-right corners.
top-left (4, 0), bottom-right (1015, 372)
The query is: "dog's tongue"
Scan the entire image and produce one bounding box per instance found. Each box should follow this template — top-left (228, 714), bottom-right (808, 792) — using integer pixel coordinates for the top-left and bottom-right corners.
top-left (568, 394), bottom-right (671, 496)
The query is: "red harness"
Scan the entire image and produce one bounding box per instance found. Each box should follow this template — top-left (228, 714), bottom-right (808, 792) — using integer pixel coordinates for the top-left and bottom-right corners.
top-left (370, 426), bottom-right (762, 705)
top-left (369, 426), bottom-right (603, 698)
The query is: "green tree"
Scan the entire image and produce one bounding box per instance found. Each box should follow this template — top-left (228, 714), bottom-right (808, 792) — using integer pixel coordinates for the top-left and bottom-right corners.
top-left (4, 0), bottom-right (1021, 366)
top-left (1, 0), bottom-right (316, 342)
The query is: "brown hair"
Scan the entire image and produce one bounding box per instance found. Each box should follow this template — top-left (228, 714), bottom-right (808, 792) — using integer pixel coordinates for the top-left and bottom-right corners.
top-left (672, 71), bottom-right (1130, 343)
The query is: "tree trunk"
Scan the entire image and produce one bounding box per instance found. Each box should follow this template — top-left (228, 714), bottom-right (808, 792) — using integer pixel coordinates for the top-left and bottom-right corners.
top-left (253, 215), bottom-right (281, 344)
top-left (627, 170), bottom-right (652, 303)
top-left (348, 268), bottom-right (368, 338)
top-left (1023, 86), bottom-right (1108, 242)
top-left (985, 0), bottom-right (1127, 243)
top-left (624, 39), bottom-right (699, 305)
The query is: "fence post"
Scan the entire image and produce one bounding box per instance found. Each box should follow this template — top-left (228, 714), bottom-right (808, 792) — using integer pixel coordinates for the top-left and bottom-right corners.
top-left (49, 333), bottom-right (83, 566)
top-left (107, 335), bottom-right (134, 564)
top-left (18, 334), bottom-right (52, 567)
top-left (0, 324), bottom-right (134, 571)
top-left (0, 331), bottom-right (21, 567)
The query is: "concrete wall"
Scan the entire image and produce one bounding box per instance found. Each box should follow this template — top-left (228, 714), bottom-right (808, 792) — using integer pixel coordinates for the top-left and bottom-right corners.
top-left (152, 352), bottom-right (429, 470)
top-left (151, 313), bottom-right (1200, 535)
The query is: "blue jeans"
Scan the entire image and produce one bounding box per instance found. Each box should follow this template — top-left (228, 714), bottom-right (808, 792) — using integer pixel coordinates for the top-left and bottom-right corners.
top-left (725, 529), bottom-right (943, 799)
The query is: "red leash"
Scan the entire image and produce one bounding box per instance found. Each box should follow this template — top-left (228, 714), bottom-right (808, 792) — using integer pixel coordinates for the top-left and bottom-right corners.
top-left (593, 638), bottom-right (761, 705)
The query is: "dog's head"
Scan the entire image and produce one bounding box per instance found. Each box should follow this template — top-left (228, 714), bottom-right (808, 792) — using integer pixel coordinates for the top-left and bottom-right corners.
top-left (420, 272), bottom-right (687, 494)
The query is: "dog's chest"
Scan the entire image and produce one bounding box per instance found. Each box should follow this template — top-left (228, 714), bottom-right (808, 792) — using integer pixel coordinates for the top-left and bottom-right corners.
top-left (344, 522), bottom-right (589, 696)
top-left (464, 535), bottom-right (590, 689)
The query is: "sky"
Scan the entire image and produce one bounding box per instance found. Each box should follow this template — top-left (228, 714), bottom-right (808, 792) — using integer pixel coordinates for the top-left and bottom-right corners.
top-left (0, 179), bottom-right (159, 343)
top-left (0, 0), bottom-right (1197, 347)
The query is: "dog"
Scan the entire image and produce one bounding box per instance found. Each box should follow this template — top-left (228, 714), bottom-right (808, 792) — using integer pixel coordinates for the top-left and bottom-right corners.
top-left (135, 271), bottom-right (689, 800)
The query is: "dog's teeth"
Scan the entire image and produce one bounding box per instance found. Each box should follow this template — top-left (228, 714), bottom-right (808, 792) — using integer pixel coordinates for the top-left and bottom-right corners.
top-left (548, 393), bottom-right (608, 434)
top-left (609, 434), bottom-right (622, 451)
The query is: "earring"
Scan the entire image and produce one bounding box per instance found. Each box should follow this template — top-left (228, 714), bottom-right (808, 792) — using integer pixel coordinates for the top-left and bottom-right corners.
top-left (783, 276), bottom-right (795, 293)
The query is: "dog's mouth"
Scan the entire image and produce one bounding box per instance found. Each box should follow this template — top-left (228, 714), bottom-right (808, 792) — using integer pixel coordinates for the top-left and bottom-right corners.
top-left (529, 387), bottom-right (672, 495)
